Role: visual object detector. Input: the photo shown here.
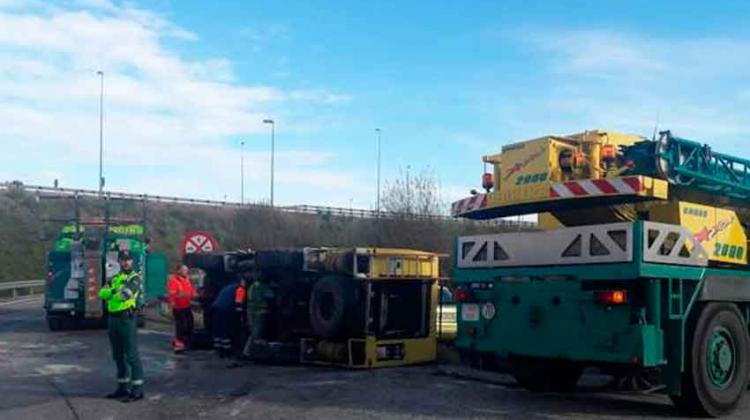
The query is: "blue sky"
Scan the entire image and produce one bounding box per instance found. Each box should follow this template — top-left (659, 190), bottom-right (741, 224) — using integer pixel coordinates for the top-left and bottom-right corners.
top-left (3, 0), bottom-right (750, 209)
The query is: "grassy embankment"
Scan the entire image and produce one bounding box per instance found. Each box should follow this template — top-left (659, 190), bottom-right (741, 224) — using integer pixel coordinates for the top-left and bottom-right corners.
top-left (0, 189), bottom-right (522, 282)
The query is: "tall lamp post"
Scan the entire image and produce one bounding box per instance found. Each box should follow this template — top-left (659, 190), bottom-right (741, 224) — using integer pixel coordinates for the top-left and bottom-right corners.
top-left (240, 141), bottom-right (245, 205)
top-left (97, 70), bottom-right (104, 194)
top-left (375, 128), bottom-right (382, 216)
top-left (262, 119), bottom-right (275, 207)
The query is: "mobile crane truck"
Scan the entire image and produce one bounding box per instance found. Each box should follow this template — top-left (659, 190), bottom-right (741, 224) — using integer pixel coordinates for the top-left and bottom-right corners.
top-left (451, 130), bottom-right (750, 417)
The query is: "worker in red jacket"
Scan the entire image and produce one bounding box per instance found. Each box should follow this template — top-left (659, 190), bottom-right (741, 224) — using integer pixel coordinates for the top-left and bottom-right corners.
top-left (166, 264), bottom-right (196, 353)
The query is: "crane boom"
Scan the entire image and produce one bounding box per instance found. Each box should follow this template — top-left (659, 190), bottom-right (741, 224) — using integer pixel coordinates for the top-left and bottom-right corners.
top-left (653, 131), bottom-right (750, 201)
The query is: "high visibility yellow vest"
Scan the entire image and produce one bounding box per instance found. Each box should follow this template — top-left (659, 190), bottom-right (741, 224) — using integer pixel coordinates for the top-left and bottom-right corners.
top-left (247, 282), bottom-right (271, 313)
top-left (99, 271), bottom-right (141, 313)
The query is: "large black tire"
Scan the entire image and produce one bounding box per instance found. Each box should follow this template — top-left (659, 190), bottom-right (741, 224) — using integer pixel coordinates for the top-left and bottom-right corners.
top-left (47, 316), bottom-right (62, 332)
top-left (309, 276), bottom-right (358, 338)
top-left (511, 357), bottom-right (583, 392)
top-left (670, 302), bottom-right (749, 418)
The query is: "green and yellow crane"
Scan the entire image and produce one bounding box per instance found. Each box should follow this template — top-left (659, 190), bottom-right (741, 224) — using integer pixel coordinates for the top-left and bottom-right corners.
top-left (452, 130), bottom-right (750, 417)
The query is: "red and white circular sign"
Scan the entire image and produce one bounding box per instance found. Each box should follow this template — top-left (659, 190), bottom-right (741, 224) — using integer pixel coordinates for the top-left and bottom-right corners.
top-left (181, 231), bottom-right (219, 255)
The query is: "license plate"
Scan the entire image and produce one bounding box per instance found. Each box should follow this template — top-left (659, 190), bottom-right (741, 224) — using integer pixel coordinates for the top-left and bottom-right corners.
top-left (461, 304), bottom-right (479, 321)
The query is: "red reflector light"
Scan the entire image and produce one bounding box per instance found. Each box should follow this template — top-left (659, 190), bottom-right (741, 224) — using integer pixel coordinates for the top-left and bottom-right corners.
top-left (596, 290), bottom-right (628, 305)
top-left (455, 289), bottom-right (474, 302)
top-left (47, 271), bottom-right (54, 283)
top-left (601, 144), bottom-right (617, 163)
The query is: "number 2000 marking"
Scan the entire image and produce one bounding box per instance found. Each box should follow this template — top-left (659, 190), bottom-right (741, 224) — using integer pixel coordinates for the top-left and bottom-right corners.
top-left (714, 242), bottom-right (745, 260)
top-left (515, 173), bottom-right (548, 185)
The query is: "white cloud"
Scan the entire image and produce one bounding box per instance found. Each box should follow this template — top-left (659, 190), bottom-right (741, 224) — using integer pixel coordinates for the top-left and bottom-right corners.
top-left (521, 29), bottom-right (750, 82)
top-left (237, 22), bottom-right (290, 53)
top-left (76, 0), bottom-right (118, 11)
top-left (523, 29), bottom-right (665, 78)
top-left (0, 1), bottom-right (357, 205)
top-left (495, 28), bottom-right (750, 154)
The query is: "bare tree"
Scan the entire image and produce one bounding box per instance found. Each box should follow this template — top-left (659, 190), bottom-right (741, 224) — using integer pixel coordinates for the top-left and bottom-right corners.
top-left (381, 167), bottom-right (446, 216)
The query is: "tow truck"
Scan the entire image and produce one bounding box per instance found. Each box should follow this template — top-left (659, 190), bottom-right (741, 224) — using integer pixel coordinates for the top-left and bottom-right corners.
top-left (452, 130), bottom-right (750, 417)
top-left (44, 196), bottom-right (167, 330)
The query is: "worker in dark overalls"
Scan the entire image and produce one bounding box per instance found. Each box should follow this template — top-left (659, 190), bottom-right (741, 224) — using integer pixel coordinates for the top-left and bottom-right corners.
top-left (211, 281), bottom-right (238, 358)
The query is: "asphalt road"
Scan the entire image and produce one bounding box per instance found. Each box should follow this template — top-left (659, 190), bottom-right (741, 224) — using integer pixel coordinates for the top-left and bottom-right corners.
top-left (1, 297), bottom-right (749, 420)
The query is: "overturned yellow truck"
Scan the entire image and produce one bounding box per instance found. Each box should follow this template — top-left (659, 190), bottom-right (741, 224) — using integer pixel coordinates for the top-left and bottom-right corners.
top-left (189, 247), bottom-right (451, 368)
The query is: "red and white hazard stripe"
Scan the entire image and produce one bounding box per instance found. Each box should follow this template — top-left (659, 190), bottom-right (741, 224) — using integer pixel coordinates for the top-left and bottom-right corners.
top-left (549, 176), bottom-right (644, 199)
top-left (451, 194), bottom-right (488, 216)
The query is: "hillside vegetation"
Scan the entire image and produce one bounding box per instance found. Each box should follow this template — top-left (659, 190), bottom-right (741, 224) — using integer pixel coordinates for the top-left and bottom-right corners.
top-left (0, 189), bottom-right (522, 282)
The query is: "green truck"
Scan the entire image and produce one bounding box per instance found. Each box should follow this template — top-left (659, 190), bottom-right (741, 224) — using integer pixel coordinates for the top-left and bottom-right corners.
top-left (452, 130), bottom-right (750, 417)
top-left (45, 218), bottom-right (167, 331)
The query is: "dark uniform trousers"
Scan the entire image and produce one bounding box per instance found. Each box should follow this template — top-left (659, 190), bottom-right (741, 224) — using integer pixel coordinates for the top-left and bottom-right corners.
top-left (108, 311), bottom-right (144, 392)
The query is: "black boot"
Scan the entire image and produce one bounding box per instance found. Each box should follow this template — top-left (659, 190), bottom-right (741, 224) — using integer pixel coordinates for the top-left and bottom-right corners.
top-left (106, 386), bottom-right (129, 399)
top-left (121, 388), bottom-right (144, 403)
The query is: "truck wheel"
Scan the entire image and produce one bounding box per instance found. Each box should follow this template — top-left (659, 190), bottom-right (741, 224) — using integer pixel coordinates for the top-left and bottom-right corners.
top-left (309, 276), bottom-right (356, 338)
top-left (670, 302), bottom-right (749, 417)
top-left (512, 358), bottom-right (582, 392)
top-left (47, 317), bottom-right (62, 332)
top-left (458, 349), bottom-right (480, 367)
top-left (63, 317), bottom-right (79, 330)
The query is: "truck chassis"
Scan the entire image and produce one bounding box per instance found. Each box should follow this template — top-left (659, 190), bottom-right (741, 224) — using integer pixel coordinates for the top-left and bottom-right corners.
top-left (454, 221), bottom-right (750, 417)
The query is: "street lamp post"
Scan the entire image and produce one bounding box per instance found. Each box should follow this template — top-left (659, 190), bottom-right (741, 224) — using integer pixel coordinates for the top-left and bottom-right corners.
top-left (262, 119), bottom-right (275, 206)
top-left (375, 128), bottom-right (382, 216)
top-left (97, 70), bottom-right (104, 194)
top-left (240, 141), bottom-right (245, 205)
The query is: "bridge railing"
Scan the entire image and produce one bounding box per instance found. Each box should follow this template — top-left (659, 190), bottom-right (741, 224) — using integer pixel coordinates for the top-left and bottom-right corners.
top-left (0, 181), bottom-right (536, 228)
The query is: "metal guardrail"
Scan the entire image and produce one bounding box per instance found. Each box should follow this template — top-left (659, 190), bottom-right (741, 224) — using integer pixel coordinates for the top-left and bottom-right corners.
top-left (0, 180), bottom-right (536, 228)
top-left (284, 204), bottom-right (536, 227)
top-left (0, 280), bottom-right (45, 299)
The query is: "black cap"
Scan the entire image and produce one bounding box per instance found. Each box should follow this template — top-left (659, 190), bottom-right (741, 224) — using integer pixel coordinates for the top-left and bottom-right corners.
top-left (117, 250), bottom-right (133, 261)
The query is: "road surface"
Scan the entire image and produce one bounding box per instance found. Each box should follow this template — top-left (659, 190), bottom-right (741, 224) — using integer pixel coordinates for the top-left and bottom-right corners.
top-left (1, 296), bottom-right (749, 419)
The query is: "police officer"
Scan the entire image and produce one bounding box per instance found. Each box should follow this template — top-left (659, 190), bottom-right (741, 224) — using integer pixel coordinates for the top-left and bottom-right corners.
top-left (99, 250), bottom-right (145, 402)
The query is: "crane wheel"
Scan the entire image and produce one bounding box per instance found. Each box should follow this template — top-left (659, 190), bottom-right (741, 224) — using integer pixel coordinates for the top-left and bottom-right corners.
top-left (671, 302), bottom-right (749, 417)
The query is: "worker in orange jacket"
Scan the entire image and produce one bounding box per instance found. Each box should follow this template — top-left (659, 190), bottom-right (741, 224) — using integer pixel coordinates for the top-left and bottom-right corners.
top-left (232, 277), bottom-right (249, 361)
top-left (166, 264), bottom-right (196, 353)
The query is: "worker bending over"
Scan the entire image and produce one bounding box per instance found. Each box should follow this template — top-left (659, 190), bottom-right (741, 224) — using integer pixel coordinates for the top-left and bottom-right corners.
top-left (211, 281), bottom-right (238, 358)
